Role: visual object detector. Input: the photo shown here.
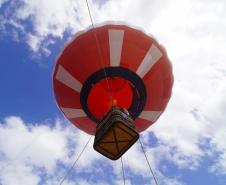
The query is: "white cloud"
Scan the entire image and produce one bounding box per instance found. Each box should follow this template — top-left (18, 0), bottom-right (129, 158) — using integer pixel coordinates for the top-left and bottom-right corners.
top-left (27, 33), bottom-right (41, 52)
top-left (1, 0), bottom-right (171, 54)
top-left (1, 0), bottom-right (226, 59)
top-left (14, 0), bottom-right (90, 53)
top-left (0, 163), bottom-right (40, 185)
top-left (142, 0), bottom-right (226, 173)
top-left (204, 84), bottom-right (226, 175)
top-left (0, 116), bottom-right (187, 185)
top-left (16, 0), bottom-right (80, 36)
top-left (0, 117), bottom-right (68, 173)
top-left (0, 116), bottom-right (103, 185)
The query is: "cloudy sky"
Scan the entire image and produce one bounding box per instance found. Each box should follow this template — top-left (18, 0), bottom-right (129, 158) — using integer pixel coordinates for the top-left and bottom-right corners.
top-left (1, 0), bottom-right (226, 184)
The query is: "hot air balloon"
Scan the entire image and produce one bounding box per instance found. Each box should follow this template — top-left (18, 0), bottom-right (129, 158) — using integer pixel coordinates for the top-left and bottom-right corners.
top-left (53, 24), bottom-right (173, 160)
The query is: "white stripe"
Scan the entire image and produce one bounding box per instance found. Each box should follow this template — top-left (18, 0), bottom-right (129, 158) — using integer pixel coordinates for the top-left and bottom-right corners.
top-left (56, 65), bottom-right (82, 92)
top-left (109, 29), bottom-right (124, 66)
top-left (139, 111), bottom-right (162, 122)
top-left (61, 108), bottom-right (86, 119)
top-left (136, 44), bottom-right (162, 78)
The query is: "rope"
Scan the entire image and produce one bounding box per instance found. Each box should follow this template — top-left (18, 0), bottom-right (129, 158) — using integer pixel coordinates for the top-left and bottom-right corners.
top-left (138, 138), bottom-right (159, 185)
top-left (59, 136), bottom-right (92, 185)
top-left (85, 0), bottom-right (114, 104)
top-left (120, 157), bottom-right (126, 185)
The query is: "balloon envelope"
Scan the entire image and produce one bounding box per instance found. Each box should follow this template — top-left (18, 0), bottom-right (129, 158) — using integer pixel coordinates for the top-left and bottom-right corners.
top-left (53, 24), bottom-right (173, 135)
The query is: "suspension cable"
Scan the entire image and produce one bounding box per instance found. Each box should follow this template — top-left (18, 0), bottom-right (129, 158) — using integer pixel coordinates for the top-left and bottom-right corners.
top-left (85, 0), bottom-right (113, 103)
top-left (59, 136), bottom-right (92, 185)
top-left (120, 157), bottom-right (126, 185)
top-left (138, 138), bottom-right (159, 185)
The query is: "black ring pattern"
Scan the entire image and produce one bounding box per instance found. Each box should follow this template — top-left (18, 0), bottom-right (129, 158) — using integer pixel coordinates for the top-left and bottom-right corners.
top-left (80, 67), bottom-right (147, 124)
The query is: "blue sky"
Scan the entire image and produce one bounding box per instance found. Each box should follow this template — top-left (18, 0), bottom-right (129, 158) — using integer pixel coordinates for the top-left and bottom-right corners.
top-left (1, 0), bottom-right (226, 185)
top-left (0, 36), bottom-right (57, 121)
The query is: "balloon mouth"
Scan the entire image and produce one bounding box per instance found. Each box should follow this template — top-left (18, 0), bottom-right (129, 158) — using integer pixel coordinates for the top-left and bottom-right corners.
top-left (88, 77), bottom-right (133, 119)
top-left (80, 67), bottom-right (147, 123)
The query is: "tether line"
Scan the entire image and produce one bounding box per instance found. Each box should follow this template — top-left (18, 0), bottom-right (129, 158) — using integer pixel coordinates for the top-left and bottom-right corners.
top-left (139, 138), bottom-right (159, 185)
top-left (59, 136), bottom-right (92, 185)
top-left (85, 0), bottom-right (114, 103)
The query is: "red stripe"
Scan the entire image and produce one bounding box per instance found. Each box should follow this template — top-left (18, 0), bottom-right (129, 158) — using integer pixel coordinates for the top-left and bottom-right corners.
top-left (55, 26), bottom-right (110, 84)
top-left (121, 28), bottom-right (152, 72)
top-left (135, 118), bottom-right (154, 132)
top-left (70, 117), bottom-right (96, 135)
top-left (142, 53), bottom-right (173, 110)
top-left (53, 80), bottom-right (81, 108)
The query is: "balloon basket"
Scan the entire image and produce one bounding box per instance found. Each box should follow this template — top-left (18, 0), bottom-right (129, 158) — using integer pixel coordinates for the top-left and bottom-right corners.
top-left (94, 106), bottom-right (139, 160)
